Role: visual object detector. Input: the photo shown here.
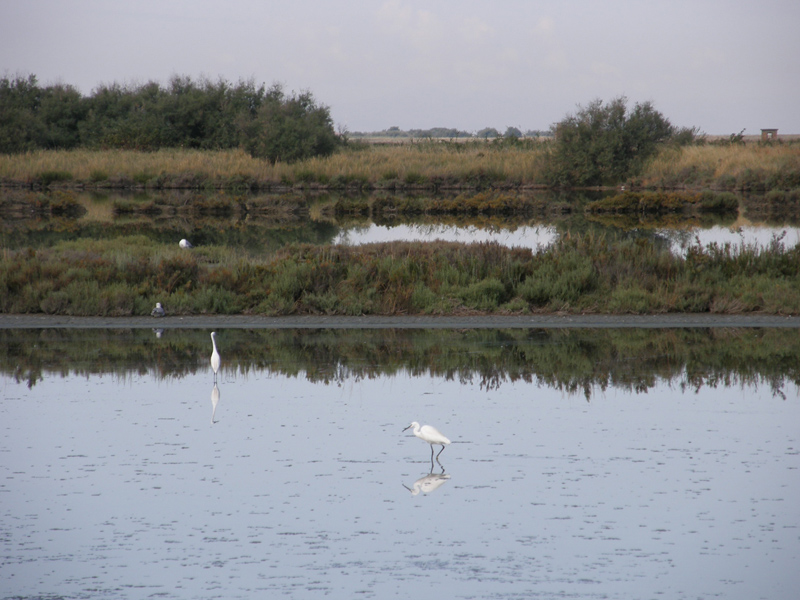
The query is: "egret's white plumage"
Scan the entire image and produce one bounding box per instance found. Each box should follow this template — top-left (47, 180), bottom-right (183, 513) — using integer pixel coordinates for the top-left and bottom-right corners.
top-left (179, 239), bottom-right (194, 249)
top-left (210, 332), bottom-right (220, 382)
top-left (151, 302), bottom-right (165, 317)
top-left (403, 421), bottom-right (451, 462)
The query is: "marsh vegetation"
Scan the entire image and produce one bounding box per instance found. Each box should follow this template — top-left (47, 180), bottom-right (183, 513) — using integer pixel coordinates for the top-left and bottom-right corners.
top-left (3, 76), bottom-right (800, 317)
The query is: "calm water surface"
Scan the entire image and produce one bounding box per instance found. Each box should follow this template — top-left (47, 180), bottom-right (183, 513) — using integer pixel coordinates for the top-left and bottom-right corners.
top-left (1, 330), bottom-right (799, 600)
top-left (333, 222), bottom-right (800, 254)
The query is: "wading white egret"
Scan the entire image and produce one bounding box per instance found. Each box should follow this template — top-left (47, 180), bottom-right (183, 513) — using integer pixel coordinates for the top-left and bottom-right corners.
top-left (210, 331), bottom-right (220, 382)
top-left (151, 302), bottom-right (165, 317)
top-left (179, 239), bottom-right (194, 249)
top-left (403, 421), bottom-right (451, 462)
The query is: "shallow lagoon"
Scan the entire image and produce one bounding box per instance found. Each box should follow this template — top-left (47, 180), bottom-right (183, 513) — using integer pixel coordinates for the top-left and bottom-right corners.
top-left (1, 328), bottom-right (799, 599)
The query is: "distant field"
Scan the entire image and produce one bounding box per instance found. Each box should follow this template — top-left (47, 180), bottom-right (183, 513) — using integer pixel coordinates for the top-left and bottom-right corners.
top-left (702, 134), bottom-right (800, 143)
top-left (356, 134), bottom-right (799, 144)
top-left (351, 136), bottom-right (553, 144)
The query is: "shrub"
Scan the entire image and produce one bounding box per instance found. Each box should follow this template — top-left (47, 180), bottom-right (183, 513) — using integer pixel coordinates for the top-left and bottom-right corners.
top-left (238, 85), bottom-right (340, 163)
top-left (38, 170), bottom-right (73, 186)
top-left (519, 254), bottom-right (597, 306)
top-left (460, 278), bottom-right (507, 310)
top-left (546, 97), bottom-right (677, 186)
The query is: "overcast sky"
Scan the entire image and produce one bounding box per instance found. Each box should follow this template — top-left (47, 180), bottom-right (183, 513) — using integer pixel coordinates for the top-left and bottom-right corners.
top-left (2, 0), bottom-right (799, 134)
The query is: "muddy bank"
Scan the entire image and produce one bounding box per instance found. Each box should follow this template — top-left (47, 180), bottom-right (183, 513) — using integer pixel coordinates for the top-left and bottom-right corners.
top-left (1, 314), bottom-right (799, 329)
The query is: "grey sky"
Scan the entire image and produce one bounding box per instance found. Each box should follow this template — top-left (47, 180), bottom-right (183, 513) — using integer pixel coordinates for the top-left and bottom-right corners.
top-left (2, 0), bottom-right (798, 134)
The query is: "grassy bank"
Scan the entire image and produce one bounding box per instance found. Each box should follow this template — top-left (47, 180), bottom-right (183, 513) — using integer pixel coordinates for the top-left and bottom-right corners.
top-left (639, 143), bottom-right (800, 190)
top-left (2, 142), bottom-right (798, 191)
top-left (0, 142), bottom-right (547, 191)
top-left (2, 232), bottom-right (799, 317)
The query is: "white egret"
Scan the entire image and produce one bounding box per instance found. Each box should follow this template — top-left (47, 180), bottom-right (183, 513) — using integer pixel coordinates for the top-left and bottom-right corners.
top-left (403, 421), bottom-right (451, 462)
top-left (179, 239), bottom-right (194, 249)
top-left (151, 302), bottom-right (165, 317)
top-left (210, 331), bottom-right (220, 382)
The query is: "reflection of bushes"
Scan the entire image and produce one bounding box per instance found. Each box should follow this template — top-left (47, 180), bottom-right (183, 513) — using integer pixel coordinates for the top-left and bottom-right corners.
top-left (2, 327), bottom-right (798, 400)
top-left (741, 189), bottom-right (800, 225)
top-left (585, 191), bottom-right (738, 214)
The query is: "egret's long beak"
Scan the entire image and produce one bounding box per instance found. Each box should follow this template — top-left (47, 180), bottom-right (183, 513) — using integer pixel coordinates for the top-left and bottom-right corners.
top-left (402, 424), bottom-right (412, 432)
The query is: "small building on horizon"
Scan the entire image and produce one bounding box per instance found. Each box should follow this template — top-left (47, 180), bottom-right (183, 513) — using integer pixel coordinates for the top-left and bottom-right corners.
top-left (761, 128), bottom-right (778, 141)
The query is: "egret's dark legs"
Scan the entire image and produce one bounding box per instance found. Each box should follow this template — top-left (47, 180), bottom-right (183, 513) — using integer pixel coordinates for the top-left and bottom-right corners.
top-left (436, 445), bottom-right (446, 460)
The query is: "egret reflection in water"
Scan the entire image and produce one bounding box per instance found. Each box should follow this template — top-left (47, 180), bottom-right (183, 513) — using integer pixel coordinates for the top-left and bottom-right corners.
top-left (211, 383), bottom-right (220, 424)
top-left (403, 471), bottom-right (452, 496)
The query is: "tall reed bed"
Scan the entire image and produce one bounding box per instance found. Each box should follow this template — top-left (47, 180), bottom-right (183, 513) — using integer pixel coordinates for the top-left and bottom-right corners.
top-left (0, 142), bottom-right (549, 188)
top-left (2, 142), bottom-right (798, 190)
top-left (0, 148), bottom-right (279, 184)
top-left (641, 144), bottom-right (800, 190)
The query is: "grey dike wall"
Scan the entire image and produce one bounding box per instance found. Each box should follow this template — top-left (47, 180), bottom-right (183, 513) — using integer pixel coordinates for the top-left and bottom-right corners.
top-left (2, 314), bottom-right (800, 329)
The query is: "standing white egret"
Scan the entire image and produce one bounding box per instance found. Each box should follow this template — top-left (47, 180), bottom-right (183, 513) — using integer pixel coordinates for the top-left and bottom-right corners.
top-left (179, 239), bottom-right (194, 249)
top-left (151, 302), bottom-right (165, 317)
top-left (210, 331), bottom-right (220, 383)
top-left (403, 421), bottom-right (451, 462)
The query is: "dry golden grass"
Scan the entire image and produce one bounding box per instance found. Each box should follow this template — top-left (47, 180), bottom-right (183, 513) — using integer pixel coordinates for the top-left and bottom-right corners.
top-left (0, 148), bottom-right (277, 181)
top-left (641, 144), bottom-right (800, 188)
top-left (2, 142), bottom-right (796, 190)
top-left (0, 143), bottom-right (549, 186)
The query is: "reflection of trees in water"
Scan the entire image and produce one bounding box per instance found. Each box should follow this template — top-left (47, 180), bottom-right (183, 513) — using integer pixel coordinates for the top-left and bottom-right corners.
top-left (2, 327), bottom-right (798, 399)
top-left (6, 189), bottom-right (776, 257)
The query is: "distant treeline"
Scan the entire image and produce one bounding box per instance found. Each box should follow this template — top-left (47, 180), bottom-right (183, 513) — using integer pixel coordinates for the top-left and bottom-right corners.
top-left (2, 74), bottom-right (710, 186)
top-left (350, 126), bottom-right (550, 139)
top-left (0, 74), bottom-right (340, 163)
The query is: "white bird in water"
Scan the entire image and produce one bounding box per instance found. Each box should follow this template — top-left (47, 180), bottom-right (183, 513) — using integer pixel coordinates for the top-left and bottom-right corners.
top-left (151, 302), bottom-right (165, 317)
top-left (179, 239), bottom-right (194, 249)
top-left (210, 331), bottom-right (221, 383)
top-left (403, 421), bottom-right (451, 463)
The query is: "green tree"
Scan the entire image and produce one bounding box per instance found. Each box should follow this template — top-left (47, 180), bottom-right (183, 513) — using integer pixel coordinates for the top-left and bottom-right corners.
top-left (0, 75), bottom-right (45, 153)
top-left (546, 96), bottom-right (676, 186)
top-left (239, 85), bottom-right (339, 163)
top-left (477, 127), bottom-right (500, 139)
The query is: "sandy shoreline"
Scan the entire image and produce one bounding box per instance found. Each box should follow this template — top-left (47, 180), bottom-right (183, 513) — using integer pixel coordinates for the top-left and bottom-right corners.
top-left (1, 313), bottom-right (800, 329)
